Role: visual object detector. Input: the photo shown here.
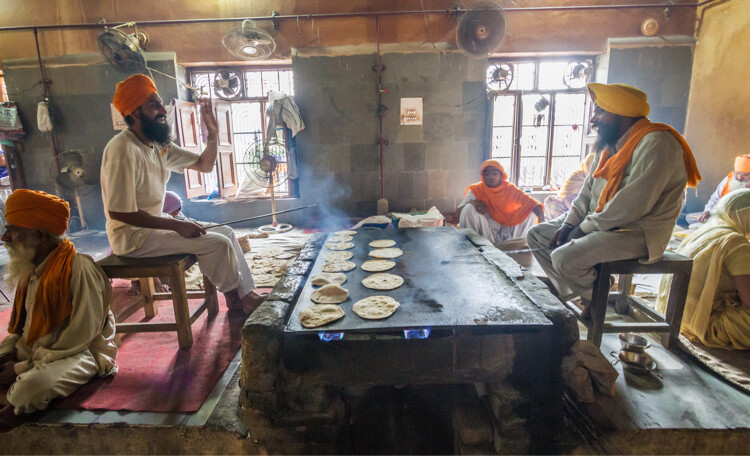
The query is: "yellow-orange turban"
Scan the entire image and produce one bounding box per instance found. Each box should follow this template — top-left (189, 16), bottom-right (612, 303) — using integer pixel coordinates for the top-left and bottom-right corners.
top-left (113, 74), bottom-right (158, 117)
top-left (588, 82), bottom-right (650, 118)
top-left (735, 154), bottom-right (750, 173)
top-left (5, 189), bottom-right (70, 235)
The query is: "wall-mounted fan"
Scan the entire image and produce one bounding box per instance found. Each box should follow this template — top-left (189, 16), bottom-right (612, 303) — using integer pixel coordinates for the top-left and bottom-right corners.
top-left (457, 3), bottom-right (508, 59)
top-left (214, 70), bottom-right (244, 100)
top-left (49, 150), bottom-right (100, 237)
top-left (222, 19), bottom-right (276, 61)
top-left (487, 62), bottom-right (514, 93)
top-left (563, 61), bottom-right (593, 89)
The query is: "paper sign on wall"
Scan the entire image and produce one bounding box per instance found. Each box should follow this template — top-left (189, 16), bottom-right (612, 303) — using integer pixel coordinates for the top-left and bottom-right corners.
top-left (110, 103), bottom-right (127, 130)
top-left (400, 97), bottom-right (423, 126)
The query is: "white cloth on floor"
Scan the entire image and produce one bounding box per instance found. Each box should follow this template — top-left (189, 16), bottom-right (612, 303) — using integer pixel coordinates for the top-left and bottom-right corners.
top-left (459, 190), bottom-right (537, 243)
top-left (0, 253), bottom-right (118, 414)
top-left (122, 224), bottom-right (255, 296)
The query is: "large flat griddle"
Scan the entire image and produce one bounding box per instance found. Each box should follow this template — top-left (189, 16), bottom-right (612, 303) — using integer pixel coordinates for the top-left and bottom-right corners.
top-left (285, 227), bottom-right (551, 335)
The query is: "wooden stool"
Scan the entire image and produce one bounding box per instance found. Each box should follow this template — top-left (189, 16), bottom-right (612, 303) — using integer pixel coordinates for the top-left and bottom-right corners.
top-left (97, 254), bottom-right (219, 349)
top-left (563, 250), bottom-right (693, 348)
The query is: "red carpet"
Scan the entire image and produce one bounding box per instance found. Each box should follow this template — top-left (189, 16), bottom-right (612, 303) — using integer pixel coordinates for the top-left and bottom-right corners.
top-left (0, 284), bottom-right (251, 413)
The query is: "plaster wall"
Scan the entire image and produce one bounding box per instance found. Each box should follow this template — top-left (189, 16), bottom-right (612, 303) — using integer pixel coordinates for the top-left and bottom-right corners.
top-left (683, 0), bottom-right (750, 212)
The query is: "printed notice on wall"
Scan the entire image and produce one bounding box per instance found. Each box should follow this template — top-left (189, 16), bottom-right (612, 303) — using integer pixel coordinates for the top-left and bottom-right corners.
top-left (110, 103), bottom-right (127, 130)
top-left (400, 97), bottom-right (423, 126)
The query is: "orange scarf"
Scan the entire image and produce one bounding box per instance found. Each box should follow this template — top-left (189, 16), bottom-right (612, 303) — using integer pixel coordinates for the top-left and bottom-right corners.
top-left (592, 118), bottom-right (701, 212)
top-left (8, 240), bottom-right (77, 346)
top-left (465, 160), bottom-right (541, 226)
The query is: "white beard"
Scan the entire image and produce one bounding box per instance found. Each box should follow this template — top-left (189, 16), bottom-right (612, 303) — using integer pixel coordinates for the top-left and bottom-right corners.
top-left (4, 240), bottom-right (37, 288)
top-left (728, 175), bottom-right (750, 192)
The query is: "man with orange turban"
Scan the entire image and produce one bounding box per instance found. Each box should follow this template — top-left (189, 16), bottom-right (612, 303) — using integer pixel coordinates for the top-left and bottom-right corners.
top-left (459, 160), bottom-right (545, 243)
top-left (0, 190), bottom-right (117, 427)
top-left (687, 154), bottom-right (750, 227)
top-left (527, 83), bottom-right (701, 315)
top-left (101, 74), bottom-right (264, 315)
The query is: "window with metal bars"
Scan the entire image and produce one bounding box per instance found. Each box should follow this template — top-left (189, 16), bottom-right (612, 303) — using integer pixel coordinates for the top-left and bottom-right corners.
top-left (487, 58), bottom-right (595, 190)
top-left (188, 67), bottom-right (294, 197)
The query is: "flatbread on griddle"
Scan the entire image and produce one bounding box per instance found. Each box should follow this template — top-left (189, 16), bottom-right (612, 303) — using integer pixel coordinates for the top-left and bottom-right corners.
top-left (369, 247), bottom-right (403, 259)
top-left (328, 235), bottom-right (353, 243)
top-left (300, 304), bottom-right (345, 328)
top-left (361, 273), bottom-right (404, 290)
top-left (322, 261), bottom-right (356, 272)
top-left (352, 296), bottom-right (400, 320)
top-left (325, 251), bottom-right (353, 262)
top-left (368, 239), bottom-right (396, 248)
top-left (335, 230), bottom-right (358, 236)
top-left (326, 242), bottom-right (354, 251)
top-left (311, 284), bottom-right (349, 304)
top-left (310, 272), bottom-right (347, 286)
top-left (361, 259), bottom-right (396, 272)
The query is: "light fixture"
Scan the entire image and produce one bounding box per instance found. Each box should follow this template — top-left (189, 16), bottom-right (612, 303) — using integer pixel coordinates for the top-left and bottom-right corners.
top-left (242, 45), bottom-right (259, 55)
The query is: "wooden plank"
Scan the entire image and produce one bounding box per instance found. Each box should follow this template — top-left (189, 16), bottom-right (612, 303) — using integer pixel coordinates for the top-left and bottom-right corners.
top-left (117, 322), bottom-right (178, 333)
top-left (602, 321), bottom-right (670, 332)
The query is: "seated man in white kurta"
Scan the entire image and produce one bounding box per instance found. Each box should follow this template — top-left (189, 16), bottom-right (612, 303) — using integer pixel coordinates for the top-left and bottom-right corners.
top-left (458, 159), bottom-right (545, 243)
top-left (101, 74), bottom-right (263, 315)
top-left (0, 190), bottom-right (117, 428)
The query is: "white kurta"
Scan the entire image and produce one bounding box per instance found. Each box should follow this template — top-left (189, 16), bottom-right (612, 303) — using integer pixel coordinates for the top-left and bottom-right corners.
top-left (458, 190), bottom-right (538, 243)
top-left (0, 253), bottom-right (118, 414)
top-left (527, 127), bottom-right (688, 301)
top-left (100, 129), bottom-right (255, 295)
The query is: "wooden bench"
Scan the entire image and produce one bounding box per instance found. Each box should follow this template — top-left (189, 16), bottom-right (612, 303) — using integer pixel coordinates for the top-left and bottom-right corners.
top-left (563, 250), bottom-right (693, 348)
top-left (97, 254), bottom-right (219, 349)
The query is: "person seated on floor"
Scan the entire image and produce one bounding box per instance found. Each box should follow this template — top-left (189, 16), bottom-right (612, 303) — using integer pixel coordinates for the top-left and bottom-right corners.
top-left (526, 82), bottom-right (702, 317)
top-left (458, 159), bottom-right (545, 244)
top-left (657, 189), bottom-right (750, 349)
top-left (0, 190), bottom-right (118, 428)
top-left (686, 154), bottom-right (750, 228)
top-left (544, 153), bottom-right (596, 220)
top-left (101, 74), bottom-right (264, 315)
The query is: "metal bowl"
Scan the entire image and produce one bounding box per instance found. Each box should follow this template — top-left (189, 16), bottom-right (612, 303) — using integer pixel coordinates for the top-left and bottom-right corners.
top-left (619, 333), bottom-right (651, 353)
top-left (618, 350), bottom-right (656, 374)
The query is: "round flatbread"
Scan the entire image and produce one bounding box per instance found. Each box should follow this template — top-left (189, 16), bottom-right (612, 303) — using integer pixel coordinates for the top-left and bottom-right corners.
top-left (326, 242), bottom-right (354, 251)
top-left (325, 251), bottom-right (353, 262)
top-left (361, 259), bottom-right (396, 272)
top-left (300, 304), bottom-right (345, 328)
top-left (310, 272), bottom-right (347, 286)
top-left (335, 230), bottom-right (358, 236)
top-left (311, 284), bottom-right (349, 304)
top-left (368, 239), bottom-right (396, 248)
top-left (328, 235), bottom-right (353, 243)
top-left (352, 296), bottom-right (400, 320)
top-left (369, 247), bottom-right (403, 259)
top-left (362, 273), bottom-right (404, 290)
top-left (253, 273), bottom-right (279, 287)
top-left (275, 251), bottom-right (296, 260)
top-left (322, 261), bottom-right (356, 272)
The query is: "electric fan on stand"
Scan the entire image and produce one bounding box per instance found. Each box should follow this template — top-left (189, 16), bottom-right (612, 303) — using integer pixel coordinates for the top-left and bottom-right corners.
top-left (241, 134), bottom-right (292, 234)
top-left (49, 150), bottom-right (100, 237)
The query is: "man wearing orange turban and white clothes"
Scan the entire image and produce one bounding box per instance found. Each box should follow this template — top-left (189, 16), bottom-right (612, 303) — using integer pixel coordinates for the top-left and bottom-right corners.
top-left (0, 190), bottom-right (117, 427)
top-left (101, 74), bottom-right (264, 315)
top-left (686, 154), bottom-right (750, 227)
top-left (527, 83), bottom-right (702, 315)
top-left (459, 160), bottom-right (545, 243)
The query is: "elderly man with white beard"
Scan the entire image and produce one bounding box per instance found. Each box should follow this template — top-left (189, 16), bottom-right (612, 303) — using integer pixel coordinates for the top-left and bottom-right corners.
top-left (686, 154), bottom-right (750, 228)
top-left (0, 190), bottom-right (117, 429)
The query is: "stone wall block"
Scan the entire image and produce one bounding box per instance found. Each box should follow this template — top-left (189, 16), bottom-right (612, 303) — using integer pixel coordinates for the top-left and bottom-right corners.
top-left (266, 276), bottom-right (305, 303)
top-left (286, 260), bottom-right (313, 277)
top-left (453, 404), bottom-right (494, 446)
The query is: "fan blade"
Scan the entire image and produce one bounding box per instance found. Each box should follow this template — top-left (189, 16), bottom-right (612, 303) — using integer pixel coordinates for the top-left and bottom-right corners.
top-left (457, 3), bottom-right (508, 58)
top-left (56, 170), bottom-right (84, 190)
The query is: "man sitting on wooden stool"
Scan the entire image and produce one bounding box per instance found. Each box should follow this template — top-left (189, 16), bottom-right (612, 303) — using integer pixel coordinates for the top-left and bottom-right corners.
top-left (0, 190), bottom-right (118, 428)
top-left (101, 74), bottom-right (264, 315)
top-left (526, 83), bottom-right (702, 317)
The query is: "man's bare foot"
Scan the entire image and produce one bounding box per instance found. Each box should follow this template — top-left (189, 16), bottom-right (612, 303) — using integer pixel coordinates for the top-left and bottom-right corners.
top-left (240, 291), bottom-right (266, 315)
top-left (127, 280), bottom-right (141, 296)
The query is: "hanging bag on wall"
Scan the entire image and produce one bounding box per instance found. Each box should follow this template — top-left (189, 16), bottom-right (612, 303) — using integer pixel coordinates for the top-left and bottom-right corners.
top-left (37, 99), bottom-right (53, 132)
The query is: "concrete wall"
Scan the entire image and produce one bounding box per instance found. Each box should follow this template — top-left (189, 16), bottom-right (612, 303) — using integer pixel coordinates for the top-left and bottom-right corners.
top-left (683, 0), bottom-right (750, 212)
top-left (2, 53), bottom-right (184, 230)
top-left (293, 52), bottom-right (487, 217)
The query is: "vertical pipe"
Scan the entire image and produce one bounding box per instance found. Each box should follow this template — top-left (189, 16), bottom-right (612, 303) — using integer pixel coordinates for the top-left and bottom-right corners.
top-left (376, 15), bottom-right (385, 200)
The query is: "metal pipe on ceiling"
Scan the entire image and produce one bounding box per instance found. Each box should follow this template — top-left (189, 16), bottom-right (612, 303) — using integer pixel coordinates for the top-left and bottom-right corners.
top-left (0, 1), bottom-right (717, 33)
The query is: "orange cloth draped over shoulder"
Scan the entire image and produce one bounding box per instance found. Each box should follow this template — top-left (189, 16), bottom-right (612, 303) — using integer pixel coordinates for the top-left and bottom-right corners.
top-left (465, 160), bottom-right (541, 226)
top-left (113, 74), bottom-right (158, 118)
top-left (591, 118), bottom-right (701, 212)
top-left (4, 190), bottom-right (76, 346)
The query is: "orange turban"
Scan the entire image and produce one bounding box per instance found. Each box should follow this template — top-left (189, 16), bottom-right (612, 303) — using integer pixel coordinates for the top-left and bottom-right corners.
top-left (588, 83), bottom-right (650, 118)
top-left (735, 154), bottom-right (750, 173)
top-left (113, 74), bottom-right (158, 117)
top-left (5, 189), bottom-right (70, 235)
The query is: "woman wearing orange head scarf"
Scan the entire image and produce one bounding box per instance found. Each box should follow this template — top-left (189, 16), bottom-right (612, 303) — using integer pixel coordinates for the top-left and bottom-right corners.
top-left (458, 160), bottom-right (544, 243)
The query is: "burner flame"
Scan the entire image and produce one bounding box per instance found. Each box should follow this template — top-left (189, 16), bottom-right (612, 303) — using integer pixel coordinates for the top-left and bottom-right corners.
top-left (318, 332), bottom-right (344, 342)
top-left (403, 328), bottom-right (431, 340)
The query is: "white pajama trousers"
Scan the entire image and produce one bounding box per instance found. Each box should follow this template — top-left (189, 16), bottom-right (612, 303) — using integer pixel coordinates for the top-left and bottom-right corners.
top-left (460, 204), bottom-right (537, 244)
top-left (124, 225), bottom-right (256, 297)
top-left (526, 217), bottom-right (648, 301)
top-left (7, 349), bottom-right (98, 414)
